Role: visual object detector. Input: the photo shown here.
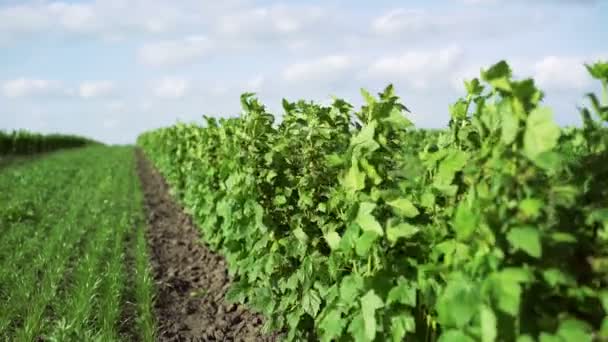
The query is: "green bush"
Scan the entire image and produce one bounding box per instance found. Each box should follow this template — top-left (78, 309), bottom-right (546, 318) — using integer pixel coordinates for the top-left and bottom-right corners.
top-left (0, 130), bottom-right (97, 156)
top-left (138, 60), bottom-right (608, 341)
top-left (0, 131), bottom-right (10, 155)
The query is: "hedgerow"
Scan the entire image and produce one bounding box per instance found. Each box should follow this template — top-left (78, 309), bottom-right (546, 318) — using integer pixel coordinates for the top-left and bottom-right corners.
top-left (0, 130), bottom-right (97, 156)
top-left (138, 60), bottom-right (608, 341)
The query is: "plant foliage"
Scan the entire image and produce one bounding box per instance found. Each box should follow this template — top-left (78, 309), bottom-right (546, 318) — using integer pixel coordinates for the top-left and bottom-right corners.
top-left (0, 130), bottom-right (97, 156)
top-left (138, 61), bottom-right (608, 341)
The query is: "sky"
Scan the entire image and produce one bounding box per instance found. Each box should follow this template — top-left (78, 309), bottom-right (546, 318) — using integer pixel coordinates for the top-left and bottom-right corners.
top-left (0, 0), bottom-right (607, 144)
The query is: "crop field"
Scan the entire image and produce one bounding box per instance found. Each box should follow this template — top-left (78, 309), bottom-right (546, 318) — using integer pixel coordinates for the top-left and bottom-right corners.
top-left (0, 146), bottom-right (155, 340)
top-left (0, 61), bottom-right (607, 341)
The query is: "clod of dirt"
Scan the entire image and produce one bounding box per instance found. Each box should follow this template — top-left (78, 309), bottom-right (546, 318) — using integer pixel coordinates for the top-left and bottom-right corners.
top-left (136, 150), bottom-right (281, 342)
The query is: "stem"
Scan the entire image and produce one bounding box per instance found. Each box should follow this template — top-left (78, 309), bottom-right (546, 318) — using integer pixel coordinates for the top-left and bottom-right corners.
top-left (463, 94), bottom-right (473, 118)
top-left (602, 80), bottom-right (607, 107)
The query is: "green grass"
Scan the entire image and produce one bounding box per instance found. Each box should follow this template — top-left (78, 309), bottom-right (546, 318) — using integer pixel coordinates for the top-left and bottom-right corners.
top-left (0, 146), bottom-right (156, 341)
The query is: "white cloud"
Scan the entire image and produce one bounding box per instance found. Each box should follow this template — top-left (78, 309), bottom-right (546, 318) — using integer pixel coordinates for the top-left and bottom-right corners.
top-left (533, 56), bottom-right (592, 90)
top-left (283, 55), bottom-right (354, 82)
top-left (106, 101), bottom-right (126, 111)
top-left (1, 78), bottom-right (67, 98)
top-left (371, 9), bottom-right (429, 35)
top-left (103, 118), bottom-right (119, 128)
top-left (370, 7), bottom-right (549, 42)
top-left (367, 46), bottom-right (464, 89)
top-left (246, 75), bottom-right (265, 91)
top-left (460, 0), bottom-right (598, 4)
top-left (0, 4), bottom-right (52, 34)
top-left (48, 2), bottom-right (96, 33)
top-left (79, 81), bottom-right (114, 98)
top-left (0, 0), bottom-right (207, 41)
top-left (138, 36), bottom-right (212, 67)
top-left (370, 46), bottom-right (463, 75)
top-left (152, 77), bottom-right (190, 99)
top-left (216, 4), bottom-right (324, 37)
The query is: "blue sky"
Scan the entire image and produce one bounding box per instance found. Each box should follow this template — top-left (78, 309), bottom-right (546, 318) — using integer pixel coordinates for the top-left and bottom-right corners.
top-left (1, 0), bottom-right (606, 144)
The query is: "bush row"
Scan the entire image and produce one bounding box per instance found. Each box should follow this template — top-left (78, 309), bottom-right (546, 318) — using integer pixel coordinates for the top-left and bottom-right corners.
top-left (138, 60), bottom-right (608, 341)
top-left (0, 130), bottom-right (97, 156)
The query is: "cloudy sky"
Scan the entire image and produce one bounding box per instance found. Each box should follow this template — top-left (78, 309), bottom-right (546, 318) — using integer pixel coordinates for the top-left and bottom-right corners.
top-left (1, 0), bottom-right (606, 144)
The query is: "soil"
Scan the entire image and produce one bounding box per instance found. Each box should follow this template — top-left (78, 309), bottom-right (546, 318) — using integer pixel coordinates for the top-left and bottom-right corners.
top-left (136, 150), bottom-right (281, 342)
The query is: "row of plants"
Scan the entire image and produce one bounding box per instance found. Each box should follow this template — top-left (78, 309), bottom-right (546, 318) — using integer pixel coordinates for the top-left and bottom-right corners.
top-left (0, 129), bottom-right (97, 156)
top-left (138, 60), bottom-right (608, 341)
top-left (0, 146), bottom-right (155, 340)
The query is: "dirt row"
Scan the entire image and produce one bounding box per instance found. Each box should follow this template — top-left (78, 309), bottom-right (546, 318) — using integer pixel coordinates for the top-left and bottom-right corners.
top-left (135, 150), bottom-right (281, 341)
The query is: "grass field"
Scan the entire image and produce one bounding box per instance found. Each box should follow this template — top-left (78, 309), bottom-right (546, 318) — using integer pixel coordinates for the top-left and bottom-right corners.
top-left (0, 145), bottom-right (273, 341)
top-left (0, 146), bottom-right (155, 341)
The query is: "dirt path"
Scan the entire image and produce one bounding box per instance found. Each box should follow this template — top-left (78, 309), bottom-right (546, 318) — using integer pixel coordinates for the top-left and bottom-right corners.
top-left (136, 150), bottom-right (280, 342)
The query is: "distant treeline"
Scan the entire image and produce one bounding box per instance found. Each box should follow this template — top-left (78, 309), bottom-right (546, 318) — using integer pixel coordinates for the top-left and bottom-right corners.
top-left (0, 130), bottom-right (99, 156)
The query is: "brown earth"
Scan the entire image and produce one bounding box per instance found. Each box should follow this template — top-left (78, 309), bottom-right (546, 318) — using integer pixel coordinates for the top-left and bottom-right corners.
top-left (135, 150), bottom-right (281, 342)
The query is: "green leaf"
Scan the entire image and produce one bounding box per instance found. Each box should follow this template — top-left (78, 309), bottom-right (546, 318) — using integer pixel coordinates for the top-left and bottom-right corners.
top-left (436, 149), bottom-right (468, 186)
top-left (438, 330), bottom-right (475, 342)
top-left (599, 291), bottom-right (608, 311)
top-left (421, 192), bottom-right (435, 209)
top-left (355, 231), bottom-right (380, 256)
top-left (542, 268), bottom-right (575, 287)
top-left (500, 268), bottom-right (534, 284)
top-left (387, 198), bottom-right (419, 218)
top-left (302, 288), bottom-right (322, 317)
top-left (437, 277), bottom-right (479, 328)
top-left (518, 198), bottom-right (543, 219)
top-left (355, 202), bottom-right (383, 236)
top-left (326, 154), bottom-right (345, 167)
top-left (532, 151), bottom-right (563, 171)
top-left (539, 333), bottom-right (563, 342)
top-left (524, 107), bottom-right (560, 160)
top-left (386, 222), bottom-right (420, 244)
top-left (293, 227), bottom-right (309, 244)
top-left (273, 195), bottom-right (287, 205)
top-left (361, 88), bottom-right (376, 106)
top-left (501, 101), bottom-right (519, 145)
top-left (480, 305), bottom-right (497, 342)
top-left (585, 61), bottom-right (608, 81)
top-left (449, 100), bottom-right (468, 120)
top-left (507, 226), bottom-right (542, 258)
top-left (465, 78), bottom-right (483, 95)
top-left (319, 309), bottom-right (346, 341)
top-left (600, 317), bottom-right (608, 339)
top-left (482, 60), bottom-right (512, 80)
top-left (481, 60), bottom-right (513, 92)
top-left (386, 277), bottom-right (416, 307)
top-left (340, 274), bottom-right (364, 303)
top-left (516, 335), bottom-right (535, 342)
top-left (347, 313), bottom-right (367, 342)
top-left (494, 272), bottom-right (522, 316)
top-left (344, 163), bottom-right (366, 193)
top-left (351, 122), bottom-right (379, 152)
top-left (390, 313), bottom-right (415, 342)
top-left (325, 231), bottom-right (341, 250)
top-left (549, 232), bottom-right (577, 243)
top-left (453, 201), bottom-right (478, 240)
top-left (360, 158), bottom-right (382, 185)
top-left (339, 223), bottom-right (360, 252)
top-left (382, 106), bottom-right (413, 129)
top-left (557, 319), bottom-right (592, 342)
top-left (361, 290), bottom-right (384, 341)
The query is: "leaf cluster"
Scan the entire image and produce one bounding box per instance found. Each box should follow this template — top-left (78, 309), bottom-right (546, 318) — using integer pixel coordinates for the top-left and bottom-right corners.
top-left (138, 60), bottom-right (608, 341)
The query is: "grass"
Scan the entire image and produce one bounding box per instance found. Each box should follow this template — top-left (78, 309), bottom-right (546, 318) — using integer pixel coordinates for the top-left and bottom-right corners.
top-left (0, 146), bottom-right (156, 341)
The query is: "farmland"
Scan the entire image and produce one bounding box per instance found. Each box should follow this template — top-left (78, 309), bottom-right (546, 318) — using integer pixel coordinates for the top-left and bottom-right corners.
top-left (0, 146), bottom-right (155, 340)
top-left (1, 60), bottom-right (607, 341)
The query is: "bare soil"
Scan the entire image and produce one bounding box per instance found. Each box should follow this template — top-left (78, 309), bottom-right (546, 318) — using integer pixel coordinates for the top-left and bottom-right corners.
top-left (136, 150), bottom-right (280, 342)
